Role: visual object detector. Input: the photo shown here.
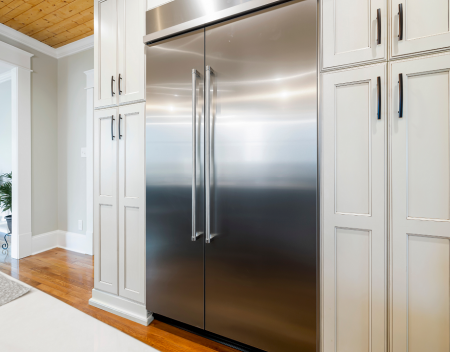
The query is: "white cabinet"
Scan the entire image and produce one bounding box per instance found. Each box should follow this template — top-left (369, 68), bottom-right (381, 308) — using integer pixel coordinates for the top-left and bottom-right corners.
top-left (390, 0), bottom-right (450, 58)
top-left (93, 107), bottom-right (118, 295)
top-left (118, 103), bottom-right (146, 303)
top-left (93, 103), bottom-right (146, 304)
top-left (321, 63), bottom-right (387, 352)
top-left (94, 0), bottom-right (146, 109)
top-left (321, 0), bottom-right (387, 70)
top-left (390, 53), bottom-right (450, 352)
top-left (94, 0), bottom-right (118, 108)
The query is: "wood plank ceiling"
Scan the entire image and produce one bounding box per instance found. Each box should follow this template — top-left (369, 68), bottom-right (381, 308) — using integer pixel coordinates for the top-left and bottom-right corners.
top-left (0, 0), bottom-right (93, 48)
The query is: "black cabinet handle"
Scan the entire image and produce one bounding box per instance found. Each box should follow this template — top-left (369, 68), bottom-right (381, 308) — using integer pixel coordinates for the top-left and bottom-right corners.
top-left (398, 73), bottom-right (403, 118)
top-left (377, 76), bottom-right (381, 120)
top-left (111, 115), bottom-right (115, 140)
top-left (111, 76), bottom-right (115, 96)
top-left (398, 4), bottom-right (403, 40)
top-left (118, 74), bottom-right (122, 95)
top-left (377, 8), bottom-right (381, 45)
top-left (119, 114), bottom-right (123, 139)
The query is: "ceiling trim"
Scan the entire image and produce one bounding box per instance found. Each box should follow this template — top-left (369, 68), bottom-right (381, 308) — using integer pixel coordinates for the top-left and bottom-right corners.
top-left (0, 23), bottom-right (93, 60)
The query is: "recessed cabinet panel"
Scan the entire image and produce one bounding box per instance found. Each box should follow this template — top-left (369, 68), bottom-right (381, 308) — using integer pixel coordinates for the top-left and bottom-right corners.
top-left (406, 0), bottom-right (449, 40)
top-left (94, 108), bottom-right (118, 295)
top-left (391, 0), bottom-right (450, 58)
top-left (99, 204), bottom-right (116, 285)
top-left (100, 117), bottom-right (114, 196)
top-left (407, 236), bottom-right (450, 352)
top-left (124, 112), bottom-right (140, 198)
top-left (336, 228), bottom-right (370, 352)
top-left (407, 71), bottom-right (450, 220)
top-left (391, 53), bottom-right (450, 352)
top-left (118, 0), bottom-right (146, 105)
top-left (124, 206), bottom-right (140, 293)
top-left (322, 63), bottom-right (386, 352)
top-left (335, 82), bottom-right (370, 215)
top-left (335, 0), bottom-right (370, 54)
top-left (322, 0), bottom-right (386, 69)
top-left (95, 0), bottom-right (118, 108)
top-left (118, 103), bottom-right (145, 303)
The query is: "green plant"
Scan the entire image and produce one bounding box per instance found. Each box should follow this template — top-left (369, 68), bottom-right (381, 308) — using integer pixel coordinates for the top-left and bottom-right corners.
top-left (0, 172), bottom-right (12, 213)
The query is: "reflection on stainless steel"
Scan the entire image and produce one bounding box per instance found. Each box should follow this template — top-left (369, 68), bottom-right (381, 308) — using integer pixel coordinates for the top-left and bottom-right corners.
top-left (147, 0), bottom-right (255, 35)
top-left (146, 0), bottom-right (317, 350)
top-left (144, 0), bottom-right (286, 44)
top-left (204, 1), bottom-right (317, 351)
top-left (145, 29), bottom-right (205, 329)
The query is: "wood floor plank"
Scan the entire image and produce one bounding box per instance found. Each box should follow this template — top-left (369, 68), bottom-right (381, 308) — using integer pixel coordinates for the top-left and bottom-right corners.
top-left (0, 248), bottom-right (239, 352)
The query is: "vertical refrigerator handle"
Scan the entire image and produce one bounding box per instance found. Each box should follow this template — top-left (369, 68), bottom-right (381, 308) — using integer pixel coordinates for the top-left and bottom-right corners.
top-left (205, 66), bottom-right (215, 244)
top-left (192, 69), bottom-right (202, 241)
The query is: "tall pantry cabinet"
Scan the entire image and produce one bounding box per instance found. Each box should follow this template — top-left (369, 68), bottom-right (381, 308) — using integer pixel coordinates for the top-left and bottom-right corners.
top-left (89, 0), bottom-right (150, 325)
top-left (321, 0), bottom-right (450, 351)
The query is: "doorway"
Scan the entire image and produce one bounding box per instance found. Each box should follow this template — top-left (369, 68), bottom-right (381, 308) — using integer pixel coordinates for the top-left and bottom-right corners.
top-left (0, 41), bottom-right (33, 260)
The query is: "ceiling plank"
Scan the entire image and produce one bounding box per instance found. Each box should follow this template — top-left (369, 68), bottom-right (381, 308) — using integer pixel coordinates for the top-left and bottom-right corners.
top-left (53, 28), bottom-right (92, 48)
top-left (4, 0), bottom-right (77, 31)
top-left (0, 0), bottom-right (94, 48)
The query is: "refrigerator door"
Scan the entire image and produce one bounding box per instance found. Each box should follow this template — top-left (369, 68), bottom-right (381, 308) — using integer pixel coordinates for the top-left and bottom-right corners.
top-left (146, 29), bottom-right (205, 328)
top-left (204, 1), bottom-right (317, 351)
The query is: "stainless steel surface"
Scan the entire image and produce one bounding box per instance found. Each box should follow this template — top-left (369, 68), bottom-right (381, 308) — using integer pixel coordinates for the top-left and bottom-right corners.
top-left (143, 0), bottom-right (286, 44)
top-left (192, 69), bottom-right (202, 241)
top-left (204, 1), bottom-right (317, 351)
top-left (146, 29), bottom-right (205, 328)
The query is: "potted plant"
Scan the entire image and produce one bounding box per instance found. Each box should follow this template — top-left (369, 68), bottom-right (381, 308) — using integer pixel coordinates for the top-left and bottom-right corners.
top-left (0, 172), bottom-right (12, 233)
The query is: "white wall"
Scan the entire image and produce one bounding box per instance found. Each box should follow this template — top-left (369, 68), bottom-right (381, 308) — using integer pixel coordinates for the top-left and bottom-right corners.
top-left (0, 34), bottom-right (94, 238)
top-left (57, 48), bottom-right (94, 235)
top-left (0, 34), bottom-right (59, 236)
top-left (0, 79), bottom-right (12, 222)
top-left (0, 79), bottom-right (12, 175)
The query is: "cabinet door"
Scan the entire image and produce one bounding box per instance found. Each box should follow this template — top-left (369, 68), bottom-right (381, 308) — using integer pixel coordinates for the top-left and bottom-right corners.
top-left (94, 0), bottom-right (118, 109)
top-left (118, 103), bottom-right (145, 303)
top-left (390, 0), bottom-right (450, 58)
top-left (321, 0), bottom-right (387, 70)
top-left (94, 107), bottom-right (118, 294)
top-left (321, 63), bottom-right (387, 352)
top-left (390, 53), bottom-right (450, 352)
top-left (117, 0), bottom-right (146, 105)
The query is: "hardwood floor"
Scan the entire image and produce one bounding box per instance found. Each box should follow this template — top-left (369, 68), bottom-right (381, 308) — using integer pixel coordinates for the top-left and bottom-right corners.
top-left (0, 248), bottom-right (238, 352)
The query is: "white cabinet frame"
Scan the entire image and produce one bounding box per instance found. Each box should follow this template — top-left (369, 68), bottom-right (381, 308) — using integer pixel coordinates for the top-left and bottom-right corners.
top-left (321, 62), bottom-right (388, 352)
top-left (94, 107), bottom-right (119, 294)
top-left (389, 52), bottom-right (450, 352)
top-left (118, 103), bottom-right (146, 303)
top-left (390, 0), bottom-right (450, 59)
top-left (321, 0), bottom-right (387, 70)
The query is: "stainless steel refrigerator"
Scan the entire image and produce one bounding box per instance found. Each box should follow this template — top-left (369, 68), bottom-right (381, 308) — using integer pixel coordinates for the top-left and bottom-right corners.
top-left (145, 1), bottom-right (317, 351)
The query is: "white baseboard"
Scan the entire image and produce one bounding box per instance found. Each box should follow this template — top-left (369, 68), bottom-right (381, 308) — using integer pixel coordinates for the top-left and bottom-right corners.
top-left (59, 231), bottom-right (87, 254)
top-left (31, 230), bottom-right (92, 255)
top-left (31, 230), bottom-right (59, 254)
top-left (89, 289), bottom-right (153, 326)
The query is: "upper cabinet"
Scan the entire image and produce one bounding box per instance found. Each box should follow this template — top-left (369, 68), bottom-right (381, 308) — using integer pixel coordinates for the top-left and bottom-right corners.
top-left (390, 0), bottom-right (450, 58)
top-left (117, 0), bottom-right (146, 105)
top-left (95, 0), bottom-right (118, 108)
top-left (321, 0), bottom-right (387, 70)
top-left (95, 0), bottom-right (146, 109)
